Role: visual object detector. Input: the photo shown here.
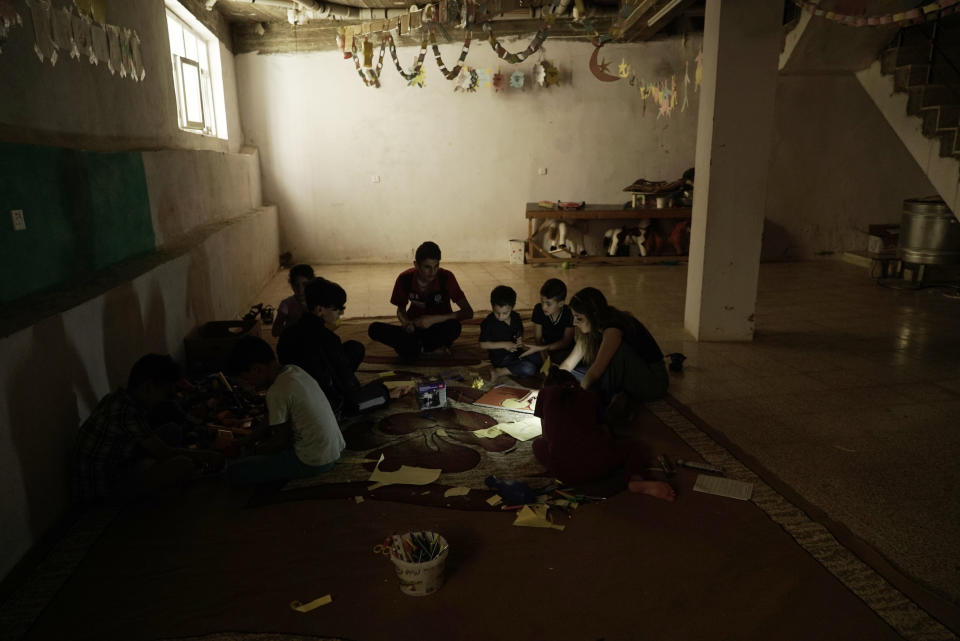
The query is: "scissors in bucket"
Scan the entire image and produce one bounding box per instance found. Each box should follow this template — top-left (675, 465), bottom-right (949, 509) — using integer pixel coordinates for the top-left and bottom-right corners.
top-left (372, 538), bottom-right (393, 557)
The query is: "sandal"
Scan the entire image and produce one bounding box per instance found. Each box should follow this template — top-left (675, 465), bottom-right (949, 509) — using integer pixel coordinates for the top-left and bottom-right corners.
top-left (242, 303), bottom-right (263, 322)
top-left (260, 305), bottom-right (275, 324)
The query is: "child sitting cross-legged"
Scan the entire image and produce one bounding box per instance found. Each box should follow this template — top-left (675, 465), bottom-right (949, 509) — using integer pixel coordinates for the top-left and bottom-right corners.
top-left (533, 367), bottom-right (675, 501)
top-left (522, 278), bottom-right (575, 365)
top-left (227, 336), bottom-right (345, 485)
top-left (479, 285), bottom-right (541, 382)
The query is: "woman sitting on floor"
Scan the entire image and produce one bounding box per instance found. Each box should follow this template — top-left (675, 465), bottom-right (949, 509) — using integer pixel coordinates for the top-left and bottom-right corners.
top-left (533, 368), bottom-right (674, 501)
top-left (559, 287), bottom-right (668, 405)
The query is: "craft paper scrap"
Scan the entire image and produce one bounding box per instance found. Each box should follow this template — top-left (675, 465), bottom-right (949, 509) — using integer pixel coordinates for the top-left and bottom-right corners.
top-left (354, 496), bottom-right (364, 504)
top-left (486, 494), bottom-right (503, 506)
top-left (368, 454), bottom-right (441, 487)
top-left (435, 428), bottom-right (448, 436)
top-left (443, 486), bottom-right (471, 498)
top-left (513, 505), bottom-right (565, 531)
top-left (383, 379), bottom-right (416, 389)
top-left (339, 455), bottom-right (377, 464)
top-left (368, 482), bottom-right (387, 490)
top-left (693, 474), bottom-right (753, 501)
top-left (472, 426), bottom-right (504, 439)
top-left (376, 371), bottom-right (396, 378)
top-left (495, 417), bottom-right (542, 441)
top-left (290, 594), bottom-right (333, 612)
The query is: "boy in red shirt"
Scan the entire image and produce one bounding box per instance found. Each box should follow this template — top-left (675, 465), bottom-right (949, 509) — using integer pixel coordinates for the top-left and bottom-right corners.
top-left (368, 241), bottom-right (474, 361)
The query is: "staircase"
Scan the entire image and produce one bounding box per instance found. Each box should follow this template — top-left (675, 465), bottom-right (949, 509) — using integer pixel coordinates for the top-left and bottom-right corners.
top-left (881, 18), bottom-right (960, 161)
top-left (857, 15), bottom-right (960, 219)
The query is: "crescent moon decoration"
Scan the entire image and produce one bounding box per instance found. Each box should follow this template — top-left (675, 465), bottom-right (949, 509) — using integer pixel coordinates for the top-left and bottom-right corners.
top-left (431, 30), bottom-right (473, 80)
top-left (386, 34), bottom-right (428, 81)
top-left (589, 44), bottom-right (620, 82)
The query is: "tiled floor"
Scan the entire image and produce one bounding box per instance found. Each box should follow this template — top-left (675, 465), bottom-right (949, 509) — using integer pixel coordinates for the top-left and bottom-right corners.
top-left (257, 259), bottom-right (960, 605)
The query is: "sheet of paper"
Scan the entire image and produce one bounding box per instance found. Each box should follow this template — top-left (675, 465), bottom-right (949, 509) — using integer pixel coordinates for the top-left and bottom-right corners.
top-left (472, 426), bottom-right (504, 439)
top-left (376, 371), bottom-right (396, 378)
top-left (486, 494), bottom-right (502, 506)
top-left (513, 504), bottom-right (565, 531)
top-left (383, 379), bottom-right (416, 390)
top-left (339, 455), bottom-right (376, 464)
top-left (693, 474), bottom-right (753, 501)
top-left (368, 454), bottom-right (441, 488)
top-left (354, 496), bottom-right (364, 504)
top-left (495, 417), bottom-right (543, 441)
top-left (443, 486), bottom-right (471, 497)
top-left (290, 594), bottom-right (333, 612)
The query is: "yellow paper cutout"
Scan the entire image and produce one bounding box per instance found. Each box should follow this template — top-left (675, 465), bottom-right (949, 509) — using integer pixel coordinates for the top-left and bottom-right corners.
top-left (494, 417), bottom-right (542, 441)
top-left (443, 486), bottom-right (471, 497)
top-left (377, 371), bottom-right (396, 378)
top-left (513, 505), bottom-right (565, 530)
top-left (486, 494), bottom-right (503, 506)
top-left (368, 454), bottom-right (441, 488)
top-left (354, 496), bottom-right (364, 503)
top-left (290, 594), bottom-right (333, 612)
top-left (472, 426), bottom-right (504, 439)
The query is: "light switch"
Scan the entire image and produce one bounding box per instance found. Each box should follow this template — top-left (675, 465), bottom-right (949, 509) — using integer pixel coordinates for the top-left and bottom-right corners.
top-left (538, 168), bottom-right (548, 175)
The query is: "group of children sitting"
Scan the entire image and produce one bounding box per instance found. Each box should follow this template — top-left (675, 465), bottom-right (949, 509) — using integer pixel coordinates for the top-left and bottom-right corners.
top-left (72, 239), bottom-right (674, 504)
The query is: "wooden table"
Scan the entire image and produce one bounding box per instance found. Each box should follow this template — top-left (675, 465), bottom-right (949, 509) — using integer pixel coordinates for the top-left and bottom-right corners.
top-left (524, 202), bottom-right (693, 264)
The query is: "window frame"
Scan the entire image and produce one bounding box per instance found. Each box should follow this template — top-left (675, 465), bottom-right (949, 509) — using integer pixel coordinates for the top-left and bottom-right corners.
top-left (165, 5), bottom-right (226, 139)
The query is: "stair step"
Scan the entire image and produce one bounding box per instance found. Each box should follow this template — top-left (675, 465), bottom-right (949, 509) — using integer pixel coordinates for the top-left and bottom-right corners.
top-left (881, 48), bottom-right (898, 75)
top-left (895, 64), bottom-right (930, 90)
top-left (938, 128), bottom-right (959, 158)
top-left (922, 105), bottom-right (960, 136)
top-left (896, 43), bottom-right (932, 66)
top-left (908, 84), bottom-right (960, 114)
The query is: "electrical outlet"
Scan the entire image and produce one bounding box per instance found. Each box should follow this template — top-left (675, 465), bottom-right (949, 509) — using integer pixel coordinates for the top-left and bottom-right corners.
top-left (371, 175), bottom-right (381, 183)
top-left (538, 168), bottom-right (548, 175)
top-left (11, 209), bottom-right (25, 231)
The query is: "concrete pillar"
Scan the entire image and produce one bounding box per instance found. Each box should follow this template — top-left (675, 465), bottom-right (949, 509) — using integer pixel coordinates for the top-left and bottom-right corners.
top-left (684, 0), bottom-right (783, 341)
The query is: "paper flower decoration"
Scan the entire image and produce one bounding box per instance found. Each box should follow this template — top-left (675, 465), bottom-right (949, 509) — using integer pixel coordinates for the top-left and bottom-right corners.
top-left (479, 68), bottom-right (492, 87)
top-left (535, 60), bottom-right (559, 87)
top-left (492, 70), bottom-right (506, 91)
top-left (455, 66), bottom-right (479, 92)
top-left (408, 66), bottom-right (426, 88)
top-left (509, 70), bottom-right (525, 89)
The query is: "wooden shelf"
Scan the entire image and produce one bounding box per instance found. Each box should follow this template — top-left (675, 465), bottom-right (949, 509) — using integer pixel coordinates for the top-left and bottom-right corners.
top-left (524, 202), bottom-right (692, 264)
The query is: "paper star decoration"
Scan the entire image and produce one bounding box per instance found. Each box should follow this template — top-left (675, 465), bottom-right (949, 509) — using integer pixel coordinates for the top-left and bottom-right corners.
top-left (598, 57), bottom-right (612, 74)
top-left (618, 59), bottom-right (630, 78)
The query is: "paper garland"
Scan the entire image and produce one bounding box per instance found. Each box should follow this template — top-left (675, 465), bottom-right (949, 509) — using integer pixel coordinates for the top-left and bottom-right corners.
top-left (386, 34), bottom-right (427, 81)
top-left (791, 0), bottom-right (960, 26)
top-left (485, 22), bottom-right (550, 64)
top-left (351, 37), bottom-right (385, 87)
top-left (431, 30), bottom-right (472, 80)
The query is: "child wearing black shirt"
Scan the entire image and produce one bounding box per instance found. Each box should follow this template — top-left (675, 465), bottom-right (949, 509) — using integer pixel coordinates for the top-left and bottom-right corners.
top-left (479, 285), bottom-right (541, 380)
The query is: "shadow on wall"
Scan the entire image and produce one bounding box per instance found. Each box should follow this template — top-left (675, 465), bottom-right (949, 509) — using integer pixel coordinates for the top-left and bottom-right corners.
top-left (143, 279), bottom-right (170, 356)
top-left (7, 316), bottom-right (97, 537)
top-left (186, 243), bottom-right (214, 326)
top-left (102, 283), bottom-right (146, 391)
top-left (761, 218), bottom-right (798, 261)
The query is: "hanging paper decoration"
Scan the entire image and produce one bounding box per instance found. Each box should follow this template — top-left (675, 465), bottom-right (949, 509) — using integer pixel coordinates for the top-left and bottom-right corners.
top-left (129, 29), bottom-right (145, 81)
top-left (350, 37), bottom-right (384, 88)
top-left (534, 60), bottom-right (559, 87)
top-left (386, 34), bottom-right (427, 81)
top-left (0, 0), bottom-right (23, 54)
top-left (90, 20), bottom-right (107, 65)
top-left (73, 0), bottom-right (105, 24)
top-left (431, 30), bottom-right (472, 80)
top-left (27, 0), bottom-right (56, 65)
top-left (454, 66), bottom-right (479, 92)
top-left (336, 28), bottom-right (351, 59)
top-left (105, 23), bottom-right (121, 74)
top-left (509, 70), bottom-right (525, 89)
top-left (362, 38), bottom-right (373, 67)
top-left (71, 12), bottom-right (92, 62)
top-left (492, 69), bottom-right (506, 91)
top-left (484, 23), bottom-right (549, 65)
top-left (408, 65), bottom-right (426, 88)
top-left (681, 60), bottom-right (690, 112)
top-left (588, 43), bottom-right (618, 82)
top-left (695, 48), bottom-right (702, 90)
top-left (791, 0), bottom-right (960, 26)
top-left (51, 6), bottom-right (74, 55)
top-left (617, 59), bottom-right (630, 78)
top-left (478, 68), bottom-right (491, 87)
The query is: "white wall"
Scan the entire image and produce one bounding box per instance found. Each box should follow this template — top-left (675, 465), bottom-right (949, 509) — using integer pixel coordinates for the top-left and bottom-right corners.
top-left (237, 38), bottom-right (701, 263)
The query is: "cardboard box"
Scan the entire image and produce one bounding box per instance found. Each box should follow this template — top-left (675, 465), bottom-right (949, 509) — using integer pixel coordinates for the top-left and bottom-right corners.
top-left (508, 239), bottom-right (525, 264)
top-left (417, 377), bottom-right (447, 410)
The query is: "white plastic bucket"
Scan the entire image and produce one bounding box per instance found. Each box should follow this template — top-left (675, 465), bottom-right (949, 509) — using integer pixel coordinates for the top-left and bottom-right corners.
top-left (390, 532), bottom-right (449, 596)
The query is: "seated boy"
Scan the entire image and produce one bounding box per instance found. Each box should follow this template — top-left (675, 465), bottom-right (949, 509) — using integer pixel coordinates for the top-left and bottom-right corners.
top-left (227, 336), bottom-right (345, 485)
top-left (523, 278), bottom-right (574, 364)
top-left (533, 368), bottom-right (675, 501)
top-left (368, 241), bottom-right (473, 361)
top-left (73, 354), bottom-right (224, 504)
top-left (277, 278), bottom-right (388, 416)
top-left (479, 285), bottom-right (540, 380)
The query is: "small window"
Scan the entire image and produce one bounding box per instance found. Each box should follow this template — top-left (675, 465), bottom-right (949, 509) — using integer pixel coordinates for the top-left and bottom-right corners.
top-left (165, 4), bottom-right (227, 139)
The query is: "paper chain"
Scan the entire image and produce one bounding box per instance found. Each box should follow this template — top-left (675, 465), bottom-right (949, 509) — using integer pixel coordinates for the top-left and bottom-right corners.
top-left (385, 34), bottom-right (428, 80)
top-left (484, 23), bottom-right (550, 64)
top-left (791, 0), bottom-right (959, 26)
top-left (431, 30), bottom-right (472, 80)
top-left (351, 38), bottom-right (386, 88)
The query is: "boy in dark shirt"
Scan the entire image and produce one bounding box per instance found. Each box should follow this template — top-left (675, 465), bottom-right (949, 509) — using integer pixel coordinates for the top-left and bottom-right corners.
top-left (523, 278), bottom-right (574, 365)
top-left (368, 241), bottom-right (474, 361)
top-left (278, 278), bottom-right (388, 416)
top-left (479, 285), bottom-right (540, 380)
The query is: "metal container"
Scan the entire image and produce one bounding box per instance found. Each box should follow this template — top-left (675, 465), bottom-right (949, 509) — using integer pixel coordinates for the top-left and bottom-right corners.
top-left (898, 197), bottom-right (960, 264)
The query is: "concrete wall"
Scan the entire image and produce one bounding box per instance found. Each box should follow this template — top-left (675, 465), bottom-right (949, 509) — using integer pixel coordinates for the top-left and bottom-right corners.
top-left (236, 38), bottom-right (701, 263)
top-left (762, 73), bottom-right (936, 260)
top-left (0, 1), bottom-right (277, 583)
